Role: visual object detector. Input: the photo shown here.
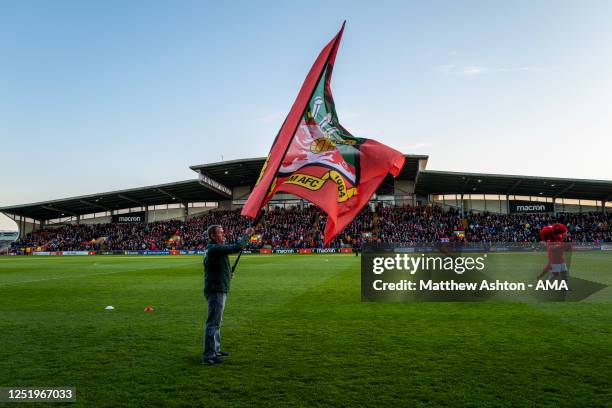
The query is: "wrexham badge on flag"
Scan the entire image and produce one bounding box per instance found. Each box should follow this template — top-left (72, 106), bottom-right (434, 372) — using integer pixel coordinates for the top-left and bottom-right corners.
top-left (242, 22), bottom-right (405, 245)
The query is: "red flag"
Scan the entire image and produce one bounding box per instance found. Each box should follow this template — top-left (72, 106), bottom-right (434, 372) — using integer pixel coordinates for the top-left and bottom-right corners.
top-left (242, 22), bottom-right (405, 245)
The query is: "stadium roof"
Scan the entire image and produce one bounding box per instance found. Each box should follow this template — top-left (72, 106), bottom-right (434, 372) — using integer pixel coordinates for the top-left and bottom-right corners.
top-left (0, 179), bottom-right (230, 221)
top-left (189, 155), bottom-right (429, 188)
top-left (415, 170), bottom-right (612, 201)
top-left (191, 157), bottom-right (267, 188)
top-left (3, 157), bottom-right (610, 222)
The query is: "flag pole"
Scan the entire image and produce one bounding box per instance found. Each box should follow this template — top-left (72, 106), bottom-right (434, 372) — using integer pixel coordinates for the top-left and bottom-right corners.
top-left (232, 210), bottom-right (265, 274)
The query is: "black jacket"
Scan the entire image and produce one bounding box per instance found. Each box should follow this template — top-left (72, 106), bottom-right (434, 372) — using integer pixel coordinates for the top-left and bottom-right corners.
top-left (204, 235), bottom-right (248, 297)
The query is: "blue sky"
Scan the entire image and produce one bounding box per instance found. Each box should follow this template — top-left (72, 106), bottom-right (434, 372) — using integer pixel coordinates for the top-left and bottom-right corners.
top-left (2, 0), bottom-right (612, 229)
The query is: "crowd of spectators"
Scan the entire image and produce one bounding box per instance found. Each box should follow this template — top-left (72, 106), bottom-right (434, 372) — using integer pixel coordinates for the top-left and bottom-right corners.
top-left (376, 205), bottom-right (464, 242)
top-left (462, 212), bottom-right (611, 243)
top-left (9, 205), bottom-right (612, 253)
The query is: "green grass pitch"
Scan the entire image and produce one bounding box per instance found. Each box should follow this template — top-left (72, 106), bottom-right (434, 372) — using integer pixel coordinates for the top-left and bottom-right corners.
top-left (0, 253), bottom-right (610, 407)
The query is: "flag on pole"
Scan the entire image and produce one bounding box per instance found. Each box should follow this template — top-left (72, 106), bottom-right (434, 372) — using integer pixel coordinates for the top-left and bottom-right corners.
top-left (242, 22), bottom-right (405, 245)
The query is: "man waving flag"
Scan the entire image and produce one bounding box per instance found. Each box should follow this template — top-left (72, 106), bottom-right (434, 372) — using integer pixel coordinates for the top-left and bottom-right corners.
top-left (242, 22), bottom-right (405, 245)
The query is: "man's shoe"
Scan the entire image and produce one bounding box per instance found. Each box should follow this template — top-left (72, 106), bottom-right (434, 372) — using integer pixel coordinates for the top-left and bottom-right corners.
top-left (216, 351), bottom-right (230, 357)
top-left (202, 356), bottom-right (224, 365)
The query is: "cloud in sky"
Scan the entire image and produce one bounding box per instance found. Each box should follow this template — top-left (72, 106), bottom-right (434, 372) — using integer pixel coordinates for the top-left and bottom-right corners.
top-left (436, 64), bottom-right (543, 77)
top-left (462, 66), bottom-right (488, 76)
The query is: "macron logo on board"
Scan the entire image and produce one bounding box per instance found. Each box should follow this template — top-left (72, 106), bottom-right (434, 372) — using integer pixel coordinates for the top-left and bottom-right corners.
top-left (112, 211), bottom-right (145, 223)
top-left (509, 200), bottom-right (553, 214)
top-left (118, 216), bottom-right (142, 222)
top-left (516, 204), bottom-right (546, 211)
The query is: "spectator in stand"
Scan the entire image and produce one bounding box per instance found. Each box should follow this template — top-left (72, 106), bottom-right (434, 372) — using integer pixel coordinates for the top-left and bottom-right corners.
top-left (10, 206), bottom-right (611, 254)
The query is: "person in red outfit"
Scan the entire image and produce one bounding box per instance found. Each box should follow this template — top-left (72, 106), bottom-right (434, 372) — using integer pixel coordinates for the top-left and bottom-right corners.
top-left (537, 224), bottom-right (571, 284)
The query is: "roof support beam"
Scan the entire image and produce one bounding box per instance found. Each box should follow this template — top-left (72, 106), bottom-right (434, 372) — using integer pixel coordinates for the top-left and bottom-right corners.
top-left (506, 180), bottom-right (522, 195)
top-left (41, 205), bottom-right (77, 217)
top-left (554, 183), bottom-right (575, 198)
top-left (79, 199), bottom-right (111, 212)
top-left (118, 194), bottom-right (147, 207)
top-left (157, 188), bottom-right (186, 205)
top-left (1, 212), bottom-right (17, 222)
top-left (459, 177), bottom-right (471, 194)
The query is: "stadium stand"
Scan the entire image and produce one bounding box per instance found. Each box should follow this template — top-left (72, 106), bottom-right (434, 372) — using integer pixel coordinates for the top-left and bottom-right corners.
top-left (2, 155), bottom-right (610, 254)
top-left (8, 206), bottom-right (611, 254)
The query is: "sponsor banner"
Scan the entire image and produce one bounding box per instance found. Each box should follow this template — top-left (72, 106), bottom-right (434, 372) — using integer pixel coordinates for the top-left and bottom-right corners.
top-left (112, 211), bottom-right (146, 223)
top-left (273, 249), bottom-right (298, 254)
top-left (394, 247), bottom-right (416, 253)
top-left (179, 250), bottom-right (206, 255)
top-left (315, 248), bottom-right (338, 253)
top-left (40, 244), bottom-right (606, 257)
top-left (61, 251), bottom-right (89, 256)
top-left (33, 251), bottom-right (90, 256)
top-left (91, 250), bottom-right (209, 256)
top-left (489, 246), bottom-right (510, 252)
top-left (96, 250), bottom-right (125, 255)
top-left (489, 244), bottom-right (544, 252)
top-left (240, 248), bottom-right (353, 254)
top-left (384, 243), bottom-right (541, 254)
top-left (572, 243), bottom-right (601, 251)
top-left (509, 200), bottom-right (554, 214)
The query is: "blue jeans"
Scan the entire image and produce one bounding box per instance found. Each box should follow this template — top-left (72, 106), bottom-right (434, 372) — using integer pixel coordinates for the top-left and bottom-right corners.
top-left (203, 292), bottom-right (227, 359)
